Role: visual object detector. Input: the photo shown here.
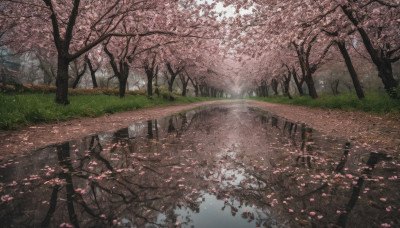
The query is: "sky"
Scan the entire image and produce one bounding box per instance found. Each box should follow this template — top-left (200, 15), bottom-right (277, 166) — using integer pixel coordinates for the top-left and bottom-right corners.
top-left (197, 0), bottom-right (253, 18)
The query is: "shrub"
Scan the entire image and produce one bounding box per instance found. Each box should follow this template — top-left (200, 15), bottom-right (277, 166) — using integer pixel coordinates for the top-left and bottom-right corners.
top-left (160, 89), bottom-right (176, 101)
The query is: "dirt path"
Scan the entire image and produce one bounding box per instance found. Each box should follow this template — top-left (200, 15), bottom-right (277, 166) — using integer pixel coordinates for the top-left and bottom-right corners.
top-left (1, 100), bottom-right (399, 161)
top-left (247, 100), bottom-right (400, 153)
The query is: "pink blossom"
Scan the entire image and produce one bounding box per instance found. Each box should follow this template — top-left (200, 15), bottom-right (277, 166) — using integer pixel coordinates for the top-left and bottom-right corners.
top-left (1, 195), bottom-right (13, 202)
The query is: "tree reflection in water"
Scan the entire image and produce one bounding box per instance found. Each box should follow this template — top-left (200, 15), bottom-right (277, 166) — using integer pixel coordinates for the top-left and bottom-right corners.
top-left (1, 103), bottom-right (399, 227)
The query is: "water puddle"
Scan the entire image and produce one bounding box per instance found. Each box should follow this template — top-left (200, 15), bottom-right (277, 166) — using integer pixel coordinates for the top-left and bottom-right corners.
top-left (0, 103), bottom-right (399, 227)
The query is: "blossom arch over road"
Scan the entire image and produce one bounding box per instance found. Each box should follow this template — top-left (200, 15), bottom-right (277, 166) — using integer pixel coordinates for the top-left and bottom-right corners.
top-left (1, 0), bottom-right (399, 102)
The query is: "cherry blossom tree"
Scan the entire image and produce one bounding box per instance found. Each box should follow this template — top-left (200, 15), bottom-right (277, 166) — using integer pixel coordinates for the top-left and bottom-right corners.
top-left (339, 0), bottom-right (400, 97)
top-left (4, 0), bottom-right (218, 104)
top-left (219, 0), bottom-right (399, 98)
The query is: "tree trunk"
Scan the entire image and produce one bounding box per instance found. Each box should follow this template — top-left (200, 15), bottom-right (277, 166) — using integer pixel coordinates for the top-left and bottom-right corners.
top-left (55, 56), bottom-right (70, 105)
top-left (378, 61), bottom-right (398, 98)
top-left (118, 62), bottom-right (129, 98)
top-left (271, 79), bottom-right (279, 95)
top-left (331, 79), bottom-right (340, 95)
top-left (1, 68), bottom-right (6, 90)
top-left (119, 77), bottom-right (127, 98)
top-left (72, 65), bottom-right (87, 89)
top-left (182, 80), bottom-right (189, 96)
top-left (337, 41), bottom-right (365, 99)
top-left (86, 57), bottom-right (98, 88)
top-left (292, 70), bottom-right (304, 95)
top-left (194, 85), bottom-right (199, 97)
top-left (90, 70), bottom-right (98, 88)
top-left (72, 77), bottom-right (81, 89)
top-left (147, 73), bottom-right (153, 97)
top-left (283, 77), bottom-right (292, 99)
top-left (263, 84), bottom-right (269, 97)
top-left (166, 63), bottom-right (183, 92)
top-left (304, 72), bottom-right (318, 99)
top-left (168, 78), bottom-right (174, 92)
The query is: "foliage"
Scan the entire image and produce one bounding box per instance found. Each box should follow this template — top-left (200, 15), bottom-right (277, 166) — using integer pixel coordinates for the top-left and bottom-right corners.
top-left (251, 93), bottom-right (400, 114)
top-left (159, 88), bottom-right (177, 101)
top-left (0, 94), bottom-right (221, 130)
top-left (0, 84), bottom-right (148, 96)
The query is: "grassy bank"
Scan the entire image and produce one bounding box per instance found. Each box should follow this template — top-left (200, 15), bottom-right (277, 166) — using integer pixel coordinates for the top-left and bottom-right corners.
top-left (250, 93), bottom-right (400, 114)
top-left (0, 93), bottom-right (222, 130)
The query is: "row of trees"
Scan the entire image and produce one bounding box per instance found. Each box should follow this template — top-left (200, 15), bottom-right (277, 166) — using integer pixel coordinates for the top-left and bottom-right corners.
top-left (222, 0), bottom-right (400, 99)
top-left (1, 0), bottom-right (234, 104)
top-left (1, 0), bottom-right (399, 103)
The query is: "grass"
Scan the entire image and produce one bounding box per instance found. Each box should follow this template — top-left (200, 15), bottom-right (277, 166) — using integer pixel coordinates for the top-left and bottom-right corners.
top-left (0, 93), bottom-right (222, 130)
top-left (250, 92), bottom-right (400, 115)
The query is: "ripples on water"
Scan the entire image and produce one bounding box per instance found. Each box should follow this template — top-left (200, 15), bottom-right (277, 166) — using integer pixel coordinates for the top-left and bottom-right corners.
top-left (0, 103), bottom-right (399, 227)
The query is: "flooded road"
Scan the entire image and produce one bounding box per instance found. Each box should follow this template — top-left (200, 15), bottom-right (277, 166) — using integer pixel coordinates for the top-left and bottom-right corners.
top-left (1, 103), bottom-right (399, 227)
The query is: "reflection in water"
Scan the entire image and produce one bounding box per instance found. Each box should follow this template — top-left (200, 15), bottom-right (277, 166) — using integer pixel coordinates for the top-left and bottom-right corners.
top-left (0, 103), bottom-right (399, 228)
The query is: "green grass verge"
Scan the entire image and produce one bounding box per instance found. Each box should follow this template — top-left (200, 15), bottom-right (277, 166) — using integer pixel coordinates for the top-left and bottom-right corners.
top-left (0, 93), bottom-right (222, 130)
top-left (249, 92), bottom-right (400, 114)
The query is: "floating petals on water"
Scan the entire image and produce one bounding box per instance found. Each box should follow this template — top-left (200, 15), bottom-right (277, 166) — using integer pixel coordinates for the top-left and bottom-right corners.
top-left (1, 195), bottom-right (13, 202)
top-left (59, 223), bottom-right (73, 227)
top-left (289, 209), bottom-right (294, 213)
top-left (310, 198), bottom-right (314, 202)
top-left (165, 177), bottom-right (173, 183)
top-left (380, 198), bottom-right (387, 202)
top-left (309, 211), bottom-right (316, 216)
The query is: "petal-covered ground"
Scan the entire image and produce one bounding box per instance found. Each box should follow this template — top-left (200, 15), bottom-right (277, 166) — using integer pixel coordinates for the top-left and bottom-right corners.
top-left (0, 100), bottom-right (399, 161)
